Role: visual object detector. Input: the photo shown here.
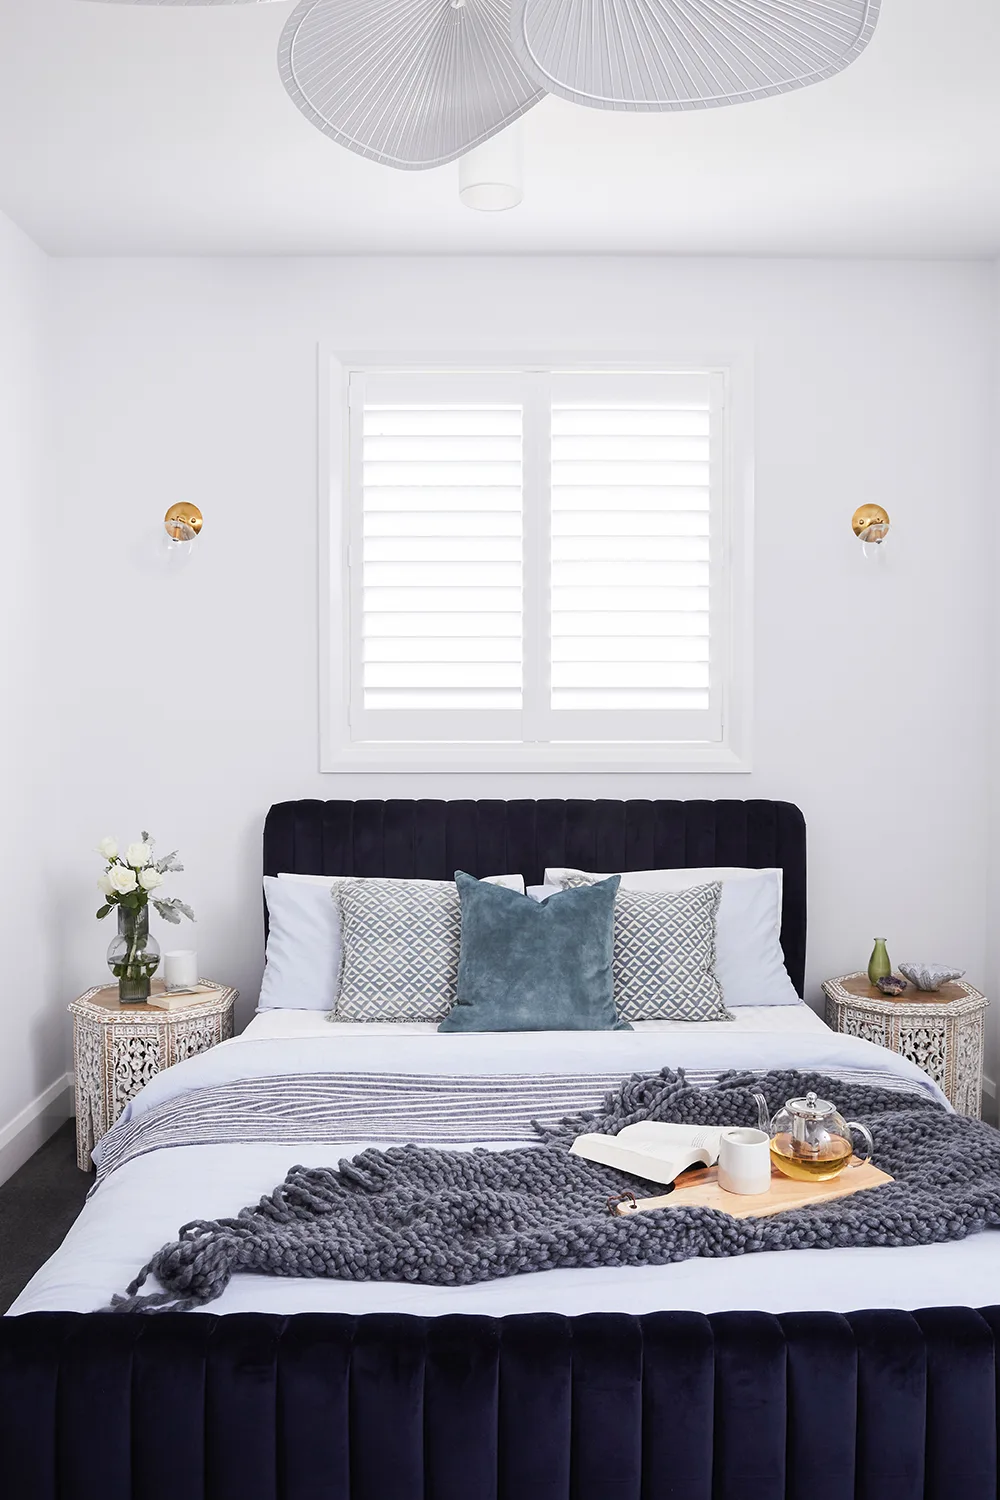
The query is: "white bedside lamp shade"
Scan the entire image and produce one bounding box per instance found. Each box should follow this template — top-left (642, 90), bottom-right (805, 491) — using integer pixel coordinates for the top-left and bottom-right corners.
top-left (459, 127), bottom-right (523, 211)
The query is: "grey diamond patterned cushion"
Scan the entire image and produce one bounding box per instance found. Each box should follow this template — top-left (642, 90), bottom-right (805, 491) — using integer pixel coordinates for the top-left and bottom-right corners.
top-left (336, 878), bottom-right (463, 1022)
top-left (562, 877), bottom-right (730, 1022)
top-left (614, 883), bottom-right (730, 1022)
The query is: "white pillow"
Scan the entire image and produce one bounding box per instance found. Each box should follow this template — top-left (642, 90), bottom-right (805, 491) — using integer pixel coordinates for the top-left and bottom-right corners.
top-left (544, 865), bottom-right (799, 1008)
top-left (527, 884), bottom-right (561, 901)
top-left (279, 873), bottom-right (525, 894)
top-left (258, 875), bottom-right (342, 1012)
top-left (258, 871), bottom-right (525, 1012)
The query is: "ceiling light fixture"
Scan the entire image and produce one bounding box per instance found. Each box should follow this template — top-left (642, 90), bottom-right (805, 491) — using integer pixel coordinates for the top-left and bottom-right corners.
top-left (81, 0), bottom-right (882, 188)
top-left (277, 0), bottom-right (543, 170)
top-left (510, 0), bottom-right (881, 113)
top-left (459, 125), bottom-right (523, 211)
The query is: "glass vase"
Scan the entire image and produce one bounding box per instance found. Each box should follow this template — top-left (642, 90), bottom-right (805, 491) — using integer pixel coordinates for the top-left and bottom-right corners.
top-left (107, 904), bottom-right (161, 1004)
top-left (867, 938), bottom-right (891, 987)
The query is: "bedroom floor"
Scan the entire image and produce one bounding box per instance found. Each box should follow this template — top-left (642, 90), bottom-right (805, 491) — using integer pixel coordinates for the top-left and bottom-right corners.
top-left (0, 1123), bottom-right (89, 1313)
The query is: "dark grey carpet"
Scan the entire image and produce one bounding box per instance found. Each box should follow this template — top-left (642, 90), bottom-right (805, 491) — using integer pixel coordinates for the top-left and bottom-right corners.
top-left (0, 1122), bottom-right (90, 1313)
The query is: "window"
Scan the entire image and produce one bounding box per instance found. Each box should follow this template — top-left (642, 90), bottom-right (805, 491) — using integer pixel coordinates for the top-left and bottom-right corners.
top-left (324, 360), bottom-right (751, 771)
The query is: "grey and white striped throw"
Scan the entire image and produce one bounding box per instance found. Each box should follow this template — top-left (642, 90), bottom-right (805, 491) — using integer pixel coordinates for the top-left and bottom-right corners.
top-left (93, 1064), bottom-right (925, 1189)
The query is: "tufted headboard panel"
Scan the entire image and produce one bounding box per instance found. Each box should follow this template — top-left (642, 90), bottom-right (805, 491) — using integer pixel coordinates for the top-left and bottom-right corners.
top-left (263, 798), bottom-right (807, 995)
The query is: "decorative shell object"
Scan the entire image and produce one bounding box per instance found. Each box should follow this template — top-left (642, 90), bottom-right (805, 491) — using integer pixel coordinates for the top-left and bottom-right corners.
top-left (875, 974), bottom-right (907, 997)
top-left (898, 963), bottom-right (965, 993)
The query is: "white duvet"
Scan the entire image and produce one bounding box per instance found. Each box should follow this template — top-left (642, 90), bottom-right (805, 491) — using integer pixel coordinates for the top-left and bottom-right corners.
top-left (12, 1006), bottom-right (996, 1318)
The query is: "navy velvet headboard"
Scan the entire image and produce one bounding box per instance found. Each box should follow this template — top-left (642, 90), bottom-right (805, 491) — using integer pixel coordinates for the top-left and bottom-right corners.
top-left (263, 798), bottom-right (807, 995)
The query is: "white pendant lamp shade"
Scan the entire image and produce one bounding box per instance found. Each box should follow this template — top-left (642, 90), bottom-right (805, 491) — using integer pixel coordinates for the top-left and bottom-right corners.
top-left (509, 0), bottom-right (881, 112)
top-left (278, 0), bottom-right (543, 170)
top-left (459, 125), bottom-right (523, 209)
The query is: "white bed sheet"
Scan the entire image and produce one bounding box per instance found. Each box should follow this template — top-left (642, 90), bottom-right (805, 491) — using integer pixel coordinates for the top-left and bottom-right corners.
top-left (243, 1003), bottom-right (833, 1042)
top-left (12, 1013), bottom-right (992, 1319)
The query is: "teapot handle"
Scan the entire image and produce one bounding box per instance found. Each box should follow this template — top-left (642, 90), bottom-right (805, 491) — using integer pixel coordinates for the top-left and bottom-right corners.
top-left (751, 1092), bottom-right (770, 1134)
top-left (846, 1121), bottom-right (874, 1167)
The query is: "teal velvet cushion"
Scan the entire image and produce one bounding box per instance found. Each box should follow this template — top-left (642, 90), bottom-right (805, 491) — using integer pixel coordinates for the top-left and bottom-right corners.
top-left (438, 871), bottom-right (629, 1032)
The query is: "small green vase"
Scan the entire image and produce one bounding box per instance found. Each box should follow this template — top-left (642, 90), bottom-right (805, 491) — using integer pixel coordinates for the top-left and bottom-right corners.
top-left (867, 938), bottom-right (891, 987)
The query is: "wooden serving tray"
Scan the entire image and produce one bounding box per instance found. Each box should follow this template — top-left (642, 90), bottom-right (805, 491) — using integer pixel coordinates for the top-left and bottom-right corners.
top-left (613, 1160), bottom-right (894, 1219)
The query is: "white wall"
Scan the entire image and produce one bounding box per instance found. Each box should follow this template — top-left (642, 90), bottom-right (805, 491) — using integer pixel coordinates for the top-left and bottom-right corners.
top-left (46, 256), bottom-right (995, 1077)
top-left (0, 211), bottom-right (67, 1176)
top-left (986, 261), bottom-right (1000, 1116)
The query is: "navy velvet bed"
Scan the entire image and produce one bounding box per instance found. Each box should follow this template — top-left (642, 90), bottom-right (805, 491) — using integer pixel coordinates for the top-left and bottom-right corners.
top-left (4, 797), bottom-right (996, 1500)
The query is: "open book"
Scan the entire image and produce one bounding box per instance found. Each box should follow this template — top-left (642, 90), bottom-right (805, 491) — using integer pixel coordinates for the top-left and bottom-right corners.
top-left (571, 1123), bottom-right (726, 1187)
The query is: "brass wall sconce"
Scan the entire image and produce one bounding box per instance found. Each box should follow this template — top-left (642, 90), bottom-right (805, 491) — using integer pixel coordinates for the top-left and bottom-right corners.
top-left (164, 504), bottom-right (204, 544)
top-left (851, 504), bottom-right (890, 559)
top-left (161, 504), bottom-right (203, 568)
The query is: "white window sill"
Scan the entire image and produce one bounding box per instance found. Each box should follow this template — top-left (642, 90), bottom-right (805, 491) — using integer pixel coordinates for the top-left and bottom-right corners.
top-left (321, 742), bottom-right (752, 774)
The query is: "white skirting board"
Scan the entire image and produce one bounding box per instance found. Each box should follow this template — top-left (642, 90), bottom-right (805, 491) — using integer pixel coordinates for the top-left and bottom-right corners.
top-left (0, 1073), bottom-right (74, 1187)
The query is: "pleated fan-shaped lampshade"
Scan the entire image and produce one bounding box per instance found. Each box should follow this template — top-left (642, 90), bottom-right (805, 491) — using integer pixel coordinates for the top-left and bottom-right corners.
top-left (278, 0), bottom-right (544, 170)
top-left (509, 0), bottom-right (881, 113)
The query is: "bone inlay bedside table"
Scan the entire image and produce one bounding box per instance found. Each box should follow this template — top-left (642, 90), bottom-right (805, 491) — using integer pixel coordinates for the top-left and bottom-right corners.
top-left (69, 981), bottom-right (237, 1171)
top-left (822, 972), bottom-right (987, 1117)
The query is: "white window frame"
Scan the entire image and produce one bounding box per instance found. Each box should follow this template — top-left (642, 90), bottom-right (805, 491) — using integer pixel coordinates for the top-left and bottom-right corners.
top-left (319, 349), bottom-right (753, 773)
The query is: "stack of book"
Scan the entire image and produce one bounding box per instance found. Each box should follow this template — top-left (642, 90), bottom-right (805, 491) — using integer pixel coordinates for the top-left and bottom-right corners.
top-left (144, 980), bottom-right (223, 1012)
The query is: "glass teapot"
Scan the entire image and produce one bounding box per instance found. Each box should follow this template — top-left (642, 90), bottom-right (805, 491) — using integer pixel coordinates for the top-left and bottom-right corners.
top-left (752, 1089), bottom-right (874, 1183)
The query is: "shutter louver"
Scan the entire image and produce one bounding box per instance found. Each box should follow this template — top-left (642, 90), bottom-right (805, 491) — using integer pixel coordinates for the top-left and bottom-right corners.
top-left (360, 402), bottom-right (523, 711)
top-left (550, 378), bottom-right (712, 712)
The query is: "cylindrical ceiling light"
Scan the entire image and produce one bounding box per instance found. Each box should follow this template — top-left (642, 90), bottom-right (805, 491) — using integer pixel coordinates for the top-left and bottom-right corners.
top-left (459, 124), bottom-right (523, 211)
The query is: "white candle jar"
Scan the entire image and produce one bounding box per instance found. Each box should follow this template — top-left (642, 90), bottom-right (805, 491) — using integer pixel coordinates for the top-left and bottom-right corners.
top-left (163, 950), bottom-right (199, 991)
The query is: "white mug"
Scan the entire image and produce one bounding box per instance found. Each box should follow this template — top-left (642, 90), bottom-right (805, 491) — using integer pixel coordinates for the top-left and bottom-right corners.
top-left (717, 1127), bottom-right (772, 1195)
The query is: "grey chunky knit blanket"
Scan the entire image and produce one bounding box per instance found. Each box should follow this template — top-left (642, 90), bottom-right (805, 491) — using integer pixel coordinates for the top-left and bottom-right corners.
top-left (110, 1067), bottom-right (998, 1313)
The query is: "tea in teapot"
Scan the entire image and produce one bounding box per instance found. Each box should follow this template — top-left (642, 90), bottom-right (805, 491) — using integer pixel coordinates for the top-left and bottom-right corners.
top-left (753, 1089), bottom-right (874, 1183)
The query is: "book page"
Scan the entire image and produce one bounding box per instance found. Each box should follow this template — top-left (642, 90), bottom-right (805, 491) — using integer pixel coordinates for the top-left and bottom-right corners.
top-left (570, 1123), bottom-right (725, 1187)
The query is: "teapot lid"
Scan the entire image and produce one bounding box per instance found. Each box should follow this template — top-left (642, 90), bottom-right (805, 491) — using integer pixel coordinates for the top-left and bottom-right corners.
top-left (786, 1089), bottom-right (836, 1119)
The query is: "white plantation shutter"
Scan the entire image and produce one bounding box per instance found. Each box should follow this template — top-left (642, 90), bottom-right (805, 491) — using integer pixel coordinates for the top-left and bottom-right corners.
top-left (547, 371), bottom-right (720, 740)
top-left (345, 367), bottom-right (729, 750)
top-left (349, 372), bottom-right (526, 741)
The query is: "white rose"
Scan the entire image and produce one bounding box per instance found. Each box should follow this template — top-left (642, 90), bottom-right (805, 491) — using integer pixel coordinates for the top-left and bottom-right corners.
top-left (97, 837), bottom-right (118, 860)
top-left (107, 865), bottom-right (138, 895)
top-left (138, 867), bottom-right (163, 891)
top-left (97, 873), bottom-right (114, 897)
top-left (126, 841), bottom-right (152, 869)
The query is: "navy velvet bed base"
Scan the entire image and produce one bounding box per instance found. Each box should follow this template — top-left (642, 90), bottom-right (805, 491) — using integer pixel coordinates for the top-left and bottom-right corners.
top-left (3, 1307), bottom-right (1000, 1499)
top-left (5, 799), bottom-right (993, 1498)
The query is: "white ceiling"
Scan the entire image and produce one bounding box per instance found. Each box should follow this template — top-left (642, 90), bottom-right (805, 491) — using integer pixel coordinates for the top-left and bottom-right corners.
top-left (0, 0), bottom-right (998, 256)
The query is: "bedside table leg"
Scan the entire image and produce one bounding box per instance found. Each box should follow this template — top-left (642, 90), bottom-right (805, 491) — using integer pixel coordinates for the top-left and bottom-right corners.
top-left (73, 1019), bottom-right (102, 1172)
top-left (74, 1085), bottom-right (96, 1172)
